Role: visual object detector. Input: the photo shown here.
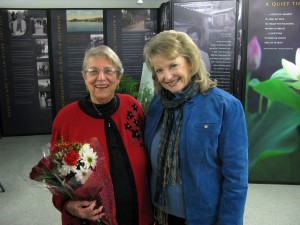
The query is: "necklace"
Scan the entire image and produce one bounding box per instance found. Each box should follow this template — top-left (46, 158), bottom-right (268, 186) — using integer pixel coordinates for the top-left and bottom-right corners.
top-left (91, 96), bottom-right (117, 117)
top-left (92, 103), bottom-right (102, 117)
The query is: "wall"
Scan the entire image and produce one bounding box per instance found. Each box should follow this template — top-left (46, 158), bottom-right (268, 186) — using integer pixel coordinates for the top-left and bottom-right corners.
top-left (0, 0), bottom-right (167, 9)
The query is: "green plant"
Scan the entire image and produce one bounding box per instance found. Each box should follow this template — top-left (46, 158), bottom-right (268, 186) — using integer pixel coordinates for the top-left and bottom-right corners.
top-left (137, 82), bottom-right (154, 113)
top-left (116, 75), bottom-right (139, 98)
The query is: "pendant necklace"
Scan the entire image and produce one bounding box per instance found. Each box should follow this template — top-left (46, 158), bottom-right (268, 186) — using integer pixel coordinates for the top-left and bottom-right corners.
top-left (92, 103), bottom-right (102, 117)
top-left (91, 96), bottom-right (117, 117)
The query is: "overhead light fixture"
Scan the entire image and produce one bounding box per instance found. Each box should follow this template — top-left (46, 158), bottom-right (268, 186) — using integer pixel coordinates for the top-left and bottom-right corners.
top-left (137, 0), bottom-right (143, 4)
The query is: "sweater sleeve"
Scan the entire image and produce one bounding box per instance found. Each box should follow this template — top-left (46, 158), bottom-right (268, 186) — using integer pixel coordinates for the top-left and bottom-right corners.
top-left (217, 97), bottom-right (248, 225)
top-left (52, 194), bottom-right (67, 212)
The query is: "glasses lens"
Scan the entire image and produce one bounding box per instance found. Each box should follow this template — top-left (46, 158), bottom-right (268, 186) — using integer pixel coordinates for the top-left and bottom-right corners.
top-left (87, 69), bottom-right (99, 76)
top-left (104, 69), bottom-right (115, 75)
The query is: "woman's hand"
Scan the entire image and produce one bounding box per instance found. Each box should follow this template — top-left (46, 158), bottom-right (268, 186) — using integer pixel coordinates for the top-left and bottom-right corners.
top-left (65, 200), bottom-right (105, 221)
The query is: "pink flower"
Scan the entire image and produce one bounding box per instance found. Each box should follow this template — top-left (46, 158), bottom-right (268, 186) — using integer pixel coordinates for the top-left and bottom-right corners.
top-left (247, 36), bottom-right (262, 72)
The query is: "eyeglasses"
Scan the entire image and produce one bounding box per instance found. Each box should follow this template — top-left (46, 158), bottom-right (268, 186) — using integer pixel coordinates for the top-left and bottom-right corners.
top-left (84, 67), bottom-right (118, 77)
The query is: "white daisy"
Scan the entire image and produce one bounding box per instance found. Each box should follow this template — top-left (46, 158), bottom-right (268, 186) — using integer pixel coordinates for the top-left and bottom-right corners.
top-left (80, 144), bottom-right (92, 155)
top-left (58, 163), bottom-right (76, 176)
top-left (75, 166), bottom-right (93, 184)
top-left (80, 144), bottom-right (98, 169)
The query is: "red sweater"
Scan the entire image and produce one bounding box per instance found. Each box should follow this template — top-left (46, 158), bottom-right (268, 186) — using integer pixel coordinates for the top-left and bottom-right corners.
top-left (51, 94), bottom-right (153, 225)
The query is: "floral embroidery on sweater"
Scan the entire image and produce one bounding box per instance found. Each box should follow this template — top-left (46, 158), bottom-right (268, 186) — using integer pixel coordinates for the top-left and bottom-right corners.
top-left (124, 103), bottom-right (143, 145)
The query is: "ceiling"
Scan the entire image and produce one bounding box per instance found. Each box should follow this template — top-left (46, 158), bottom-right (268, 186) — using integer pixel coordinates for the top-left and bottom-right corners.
top-left (0, 0), bottom-right (168, 9)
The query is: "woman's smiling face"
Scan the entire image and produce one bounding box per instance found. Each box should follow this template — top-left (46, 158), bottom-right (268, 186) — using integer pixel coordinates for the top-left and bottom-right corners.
top-left (83, 56), bottom-right (120, 104)
top-left (152, 55), bottom-right (192, 93)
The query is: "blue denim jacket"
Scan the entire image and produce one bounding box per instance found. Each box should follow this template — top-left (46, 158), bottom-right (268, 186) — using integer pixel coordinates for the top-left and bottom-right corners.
top-left (145, 87), bottom-right (248, 225)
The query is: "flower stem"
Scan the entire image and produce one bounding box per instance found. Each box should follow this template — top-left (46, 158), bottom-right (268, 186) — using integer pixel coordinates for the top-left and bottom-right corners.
top-left (258, 94), bottom-right (263, 113)
top-left (245, 72), bottom-right (251, 112)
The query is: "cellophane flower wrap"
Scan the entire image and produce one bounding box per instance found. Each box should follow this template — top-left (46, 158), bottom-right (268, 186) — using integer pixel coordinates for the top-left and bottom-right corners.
top-left (29, 137), bottom-right (117, 225)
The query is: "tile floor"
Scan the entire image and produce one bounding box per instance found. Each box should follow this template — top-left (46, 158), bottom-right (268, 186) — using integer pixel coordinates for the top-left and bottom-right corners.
top-left (1, 134), bottom-right (300, 225)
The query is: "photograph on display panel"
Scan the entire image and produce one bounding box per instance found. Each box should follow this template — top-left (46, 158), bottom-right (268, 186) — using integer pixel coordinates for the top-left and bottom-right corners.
top-left (8, 10), bottom-right (28, 36)
top-left (158, 1), bottom-right (171, 32)
top-left (31, 16), bottom-right (47, 36)
top-left (66, 10), bottom-right (103, 33)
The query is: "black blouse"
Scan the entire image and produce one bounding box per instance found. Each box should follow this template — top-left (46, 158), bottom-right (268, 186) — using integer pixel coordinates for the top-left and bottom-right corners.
top-left (78, 95), bottom-right (138, 225)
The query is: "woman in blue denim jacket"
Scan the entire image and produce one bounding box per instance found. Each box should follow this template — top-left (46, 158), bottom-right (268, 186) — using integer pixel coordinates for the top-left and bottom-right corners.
top-left (143, 30), bottom-right (248, 225)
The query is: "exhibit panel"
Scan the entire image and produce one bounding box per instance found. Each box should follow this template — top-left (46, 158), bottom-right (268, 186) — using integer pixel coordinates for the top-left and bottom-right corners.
top-left (106, 9), bottom-right (158, 82)
top-left (246, 0), bottom-right (300, 183)
top-left (0, 8), bottom-right (159, 135)
top-left (172, 0), bottom-right (241, 95)
top-left (50, 9), bottom-right (104, 114)
top-left (0, 9), bottom-right (52, 135)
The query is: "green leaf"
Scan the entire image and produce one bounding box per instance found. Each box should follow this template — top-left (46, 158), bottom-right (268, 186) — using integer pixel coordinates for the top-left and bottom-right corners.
top-left (248, 78), bottom-right (261, 87)
top-left (291, 80), bottom-right (300, 90)
top-left (246, 101), bottom-right (300, 169)
top-left (249, 142), bottom-right (300, 183)
top-left (252, 79), bottom-right (300, 113)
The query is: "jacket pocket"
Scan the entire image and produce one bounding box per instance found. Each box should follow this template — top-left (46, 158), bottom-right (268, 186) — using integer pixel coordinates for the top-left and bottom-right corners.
top-left (189, 122), bottom-right (221, 161)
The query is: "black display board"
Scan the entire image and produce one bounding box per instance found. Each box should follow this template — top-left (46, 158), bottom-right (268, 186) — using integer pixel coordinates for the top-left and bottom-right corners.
top-left (0, 9), bottom-right (52, 136)
top-left (106, 9), bottom-right (158, 82)
top-left (172, 0), bottom-right (241, 95)
top-left (0, 8), bottom-right (159, 136)
top-left (50, 10), bottom-right (104, 114)
top-left (246, 0), bottom-right (300, 183)
top-left (0, 4), bottom-right (248, 139)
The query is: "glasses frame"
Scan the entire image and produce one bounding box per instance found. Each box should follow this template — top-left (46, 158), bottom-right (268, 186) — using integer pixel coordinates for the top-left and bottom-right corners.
top-left (84, 67), bottom-right (119, 77)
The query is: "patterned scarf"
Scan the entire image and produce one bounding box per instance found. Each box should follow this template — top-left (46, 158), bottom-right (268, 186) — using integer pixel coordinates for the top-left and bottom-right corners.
top-left (154, 82), bottom-right (199, 225)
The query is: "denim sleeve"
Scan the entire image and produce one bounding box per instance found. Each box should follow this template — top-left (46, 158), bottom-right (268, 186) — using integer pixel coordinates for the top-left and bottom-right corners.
top-left (217, 98), bottom-right (249, 225)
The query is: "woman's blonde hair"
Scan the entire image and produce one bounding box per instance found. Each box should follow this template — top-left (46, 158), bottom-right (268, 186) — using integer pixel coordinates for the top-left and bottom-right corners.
top-left (143, 30), bottom-right (216, 93)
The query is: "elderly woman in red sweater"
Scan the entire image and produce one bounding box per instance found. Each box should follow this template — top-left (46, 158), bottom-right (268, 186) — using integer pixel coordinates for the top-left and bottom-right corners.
top-left (50, 45), bottom-right (153, 225)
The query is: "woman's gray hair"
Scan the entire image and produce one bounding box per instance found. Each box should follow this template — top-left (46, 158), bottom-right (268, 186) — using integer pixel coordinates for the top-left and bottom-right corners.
top-left (82, 45), bottom-right (124, 78)
top-left (143, 30), bottom-right (216, 93)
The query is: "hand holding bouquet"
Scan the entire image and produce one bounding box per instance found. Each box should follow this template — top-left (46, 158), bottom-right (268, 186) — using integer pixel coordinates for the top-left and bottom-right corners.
top-left (29, 137), bottom-right (117, 225)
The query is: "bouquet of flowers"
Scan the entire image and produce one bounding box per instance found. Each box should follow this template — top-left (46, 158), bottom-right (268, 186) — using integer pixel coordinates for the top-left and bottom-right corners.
top-left (29, 137), bottom-right (117, 225)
